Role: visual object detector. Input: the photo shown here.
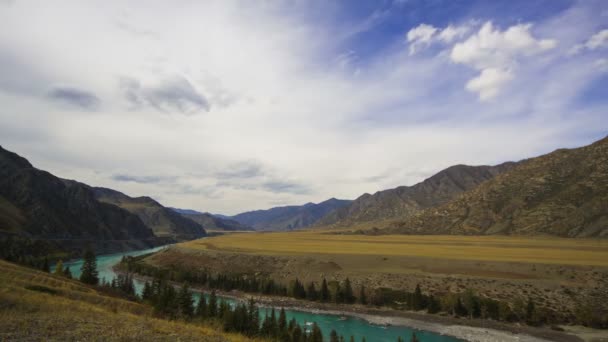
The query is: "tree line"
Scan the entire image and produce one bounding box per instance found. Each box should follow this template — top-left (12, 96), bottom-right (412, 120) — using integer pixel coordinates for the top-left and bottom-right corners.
top-left (119, 255), bottom-right (607, 328)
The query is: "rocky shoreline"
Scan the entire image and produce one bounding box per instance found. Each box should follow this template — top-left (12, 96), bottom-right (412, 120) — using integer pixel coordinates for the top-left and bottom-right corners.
top-left (118, 267), bottom-right (588, 342)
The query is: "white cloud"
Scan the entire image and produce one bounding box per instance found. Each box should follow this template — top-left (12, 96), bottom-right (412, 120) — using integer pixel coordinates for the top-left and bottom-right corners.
top-left (585, 29), bottom-right (608, 50)
top-left (437, 24), bottom-right (470, 43)
top-left (465, 68), bottom-right (513, 101)
top-left (0, 1), bottom-right (604, 214)
top-left (406, 24), bottom-right (438, 55)
top-left (595, 58), bottom-right (608, 72)
top-left (451, 22), bottom-right (557, 100)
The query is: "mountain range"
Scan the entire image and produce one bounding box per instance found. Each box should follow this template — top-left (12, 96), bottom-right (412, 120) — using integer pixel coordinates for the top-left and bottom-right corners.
top-left (317, 163), bottom-right (515, 228)
top-left (169, 208), bottom-right (252, 231)
top-left (227, 198), bottom-right (352, 231)
top-left (386, 136), bottom-right (608, 237)
top-left (0, 146), bottom-right (206, 255)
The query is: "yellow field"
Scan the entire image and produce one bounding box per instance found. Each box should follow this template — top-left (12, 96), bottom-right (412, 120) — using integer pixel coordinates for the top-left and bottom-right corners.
top-left (182, 231), bottom-right (608, 267)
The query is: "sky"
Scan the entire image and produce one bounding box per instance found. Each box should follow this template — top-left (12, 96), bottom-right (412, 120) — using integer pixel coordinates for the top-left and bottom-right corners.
top-left (1, 0), bottom-right (607, 215)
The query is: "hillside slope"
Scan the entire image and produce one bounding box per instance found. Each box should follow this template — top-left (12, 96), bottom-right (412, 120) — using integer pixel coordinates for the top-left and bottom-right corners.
top-left (388, 136), bottom-right (608, 237)
top-left (0, 259), bottom-right (247, 341)
top-left (170, 208), bottom-right (252, 231)
top-left (231, 198), bottom-right (351, 231)
top-left (0, 146), bottom-right (162, 255)
top-left (94, 188), bottom-right (206, 240)
top-left (318, 164), bottom-right (515, 228)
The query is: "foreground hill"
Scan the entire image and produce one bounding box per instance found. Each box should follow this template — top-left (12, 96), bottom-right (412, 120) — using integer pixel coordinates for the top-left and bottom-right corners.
top-left (230, 198), bottom-right (351, 231)
top-left (0, 259), bottom-right (247, 341)
top-left (389, 136), bottom-right (608, 237)
top-left (0, 146), bottom-right (163, 255)
top-left (170, 208), bottom-right (252, 231)
top-left (93, 188), bottom-right (206, 240)
top-left (317, 164), bottom-right (515, 228)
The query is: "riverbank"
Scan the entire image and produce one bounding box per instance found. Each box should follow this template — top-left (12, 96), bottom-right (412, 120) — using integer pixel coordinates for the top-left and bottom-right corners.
top-left (121, 268), bottom-right (589, 342)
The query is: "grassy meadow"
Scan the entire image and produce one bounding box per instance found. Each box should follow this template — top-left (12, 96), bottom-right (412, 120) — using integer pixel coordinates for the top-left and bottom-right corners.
top-left (181, 231), bottom-right (608, 267)
top-left (0, 260), bottom-right (259, 342)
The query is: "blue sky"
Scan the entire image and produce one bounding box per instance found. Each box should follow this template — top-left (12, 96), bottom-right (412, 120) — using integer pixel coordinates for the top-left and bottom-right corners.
top-left (0, 0), bottom-right (606, 214)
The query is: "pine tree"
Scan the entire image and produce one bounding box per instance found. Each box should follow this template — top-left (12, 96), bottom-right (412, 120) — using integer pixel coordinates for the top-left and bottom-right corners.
top-left (177, 282), bottom-right (194, 318)
top-left (63, 266), bottom-right (72, 279)
top-left (196, 295), bottom-right (208, 319)
top-left (208, 290), bottom-right (218, 317)
top-left (142, 281), bottom-right (153, 301)
top-left (410, 332), bottom-right (420, 342)
top-left (269, 308), bottom-right (278, 337)
top-left (80, 248), bottom-right (99, 285)
top-left (292, 324), bottom-right (303, 342)
top-left (397, 337), bottom-right (404, 342)
top-left (41, 257), bottom-right (50, 273)
top-left (321, 278), bottom-right (330, 302)
top-left (278, 307), bottom-right (287, 336)
top-left (246, 298), bottom-right (259, 337)
top-left (526, 298), bottom-right (536, 324)
top-left (311, 323), bottom-right (323, 342)
top-left (307, 282), bottom-right (318, 301)
top-left (343, 278), bottom-right (354, 304)
top-left (350, 335), bottom-right (355, 342)
top-left (54, 260), bottom-right (64, 275)
top-left (412, 284), bottom-right (423, 310)
top-left (362, 338), bottom-right (367, 342)
top-left (359, 285), bottom-right (367, 305)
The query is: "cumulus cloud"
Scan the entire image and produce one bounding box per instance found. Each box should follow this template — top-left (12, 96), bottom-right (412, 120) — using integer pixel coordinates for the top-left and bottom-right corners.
top-left (47, 86), bottom-right (100, 109)
top-left (407, 24), bottom-right (438, 55)
top-left (451, 22), bottom-right (557, 100)
top-left (437, 24), bottom-right (470, 43)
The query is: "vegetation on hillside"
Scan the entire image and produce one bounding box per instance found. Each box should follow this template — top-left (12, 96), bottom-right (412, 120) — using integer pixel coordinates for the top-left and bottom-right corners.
top-left (388, 136), bottom-right (608, 237)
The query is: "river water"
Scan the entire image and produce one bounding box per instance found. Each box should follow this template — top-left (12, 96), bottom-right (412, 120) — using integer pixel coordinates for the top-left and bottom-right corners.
top-left (55, 246), bottom-right (461, 342)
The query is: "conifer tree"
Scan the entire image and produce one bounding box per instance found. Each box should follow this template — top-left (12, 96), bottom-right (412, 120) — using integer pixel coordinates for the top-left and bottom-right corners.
top-left (321, 278), bottom-right (330, 302)
top-left (310, 323), bottom-right (323, 342)
top-left (410, 332), bottom-right (420, 342)
top-left (329, 329), bottom-right (339, 342)
top-left (292, 324), bottom-right (303, 342)
top-left (63, 266), bottom-right (72, 279)
top-left (350, 336), bottom-right (355, 342)
top-left (54, 260), bottom-right (64, 275)
top-left (142, 281), bottom-right (153, 301)
top-left (80, 248), bottom-right (99, 285)
top-left (307, 281), bottom-right (318, 301)
top-left (359, 285), bottom-right (367, 305)
top-left (208, 290), bottom-right (218, 317)
top-left (177, 282), bottom-right (194, 318)
top-left (412, 284), bottom-right (423, 310)
top-left (343, 278), bottom-right (354, 304)
top-left (196, 295), bottom-right (208, 319)
top-left (278, 307), bottom-right (287, 335)
top-left (246, 298), bottom-right (259, 337)
top-left (41, 257), bottom-right (50, 273)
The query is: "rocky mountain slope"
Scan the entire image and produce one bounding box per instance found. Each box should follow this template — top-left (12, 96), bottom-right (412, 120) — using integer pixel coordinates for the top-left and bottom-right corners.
top-left (318, 163), bottom-right (515, 228)
top-left (93, 188), bottom-right (206, 240)
top-left (170, 208), bottom-right (252, 231)
top-left (0, 146), bottom-right (163, 255)
top-left (388, 136), bottom-right (608, 237)
top-left (231, 198), bottom-right (352, 231)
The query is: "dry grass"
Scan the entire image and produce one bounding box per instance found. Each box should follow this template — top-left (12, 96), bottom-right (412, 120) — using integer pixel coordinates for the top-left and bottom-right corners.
top-left (181, 231), bottom-right (608, 267)
top-left (0, 260), bottom-right (260, 342)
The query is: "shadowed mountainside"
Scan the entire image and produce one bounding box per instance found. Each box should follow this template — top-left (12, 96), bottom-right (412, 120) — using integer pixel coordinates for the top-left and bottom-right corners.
top-left (317, 163), bottom-right (515, 228)
top-left (231, 198), bottom-right (352, 231)
top-left (93, 188), bottom-right (206, 240)
top-left (0, 146), bottom-right (164, 255)
top-left (387, 136), bottom-right (608, 237)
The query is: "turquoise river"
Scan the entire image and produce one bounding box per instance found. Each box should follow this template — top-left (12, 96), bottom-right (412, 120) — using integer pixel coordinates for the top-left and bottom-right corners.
top-left (54, 245), bottom-right (462, 342)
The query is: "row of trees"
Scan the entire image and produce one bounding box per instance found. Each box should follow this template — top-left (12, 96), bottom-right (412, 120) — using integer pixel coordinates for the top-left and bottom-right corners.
top-left (120, 255), bottom-right (555, 326)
